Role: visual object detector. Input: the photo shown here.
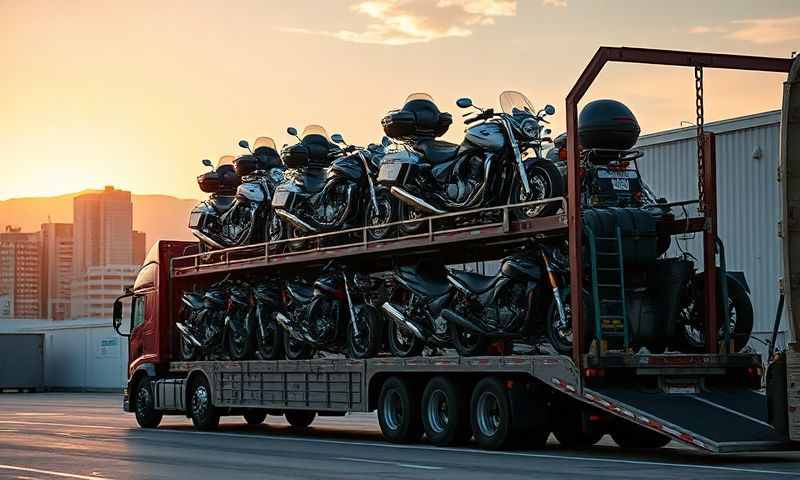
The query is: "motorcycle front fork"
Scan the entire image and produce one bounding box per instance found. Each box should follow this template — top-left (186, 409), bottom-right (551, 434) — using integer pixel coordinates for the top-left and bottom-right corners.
top-left (542, 253), bottom-right (568, 329)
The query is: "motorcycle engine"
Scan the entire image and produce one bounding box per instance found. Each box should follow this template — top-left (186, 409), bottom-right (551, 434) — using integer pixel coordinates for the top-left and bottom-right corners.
top-left (307, 297), bottom-right (338, 343)
top-left (485, 283), bottom-right (528, 333)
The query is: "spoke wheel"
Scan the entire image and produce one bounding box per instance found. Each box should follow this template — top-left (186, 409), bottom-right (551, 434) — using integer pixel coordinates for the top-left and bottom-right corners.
top-left (397, 200), bottom-right (429, 236)
top-left (387, 320), bottom-right (424, 357)
top-left (226, 313), bottom-right (254, 360)
top-left (255, 310), bottom-right (284, 360)
top-left (511, 161), bottom-right (563, 219)
top-left (347, 305), bottom-right (381, 359)
top-left (283, 334), bottom-right (314, 360)
top-left (365, 190), bottom-right (397, 241)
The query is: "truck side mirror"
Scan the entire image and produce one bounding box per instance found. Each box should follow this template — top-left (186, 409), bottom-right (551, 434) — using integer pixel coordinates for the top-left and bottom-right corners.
top-left (112, 298), bottom-right (130, 337)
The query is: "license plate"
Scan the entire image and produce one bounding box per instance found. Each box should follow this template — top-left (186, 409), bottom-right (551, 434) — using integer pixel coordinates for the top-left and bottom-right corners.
top-left (272, 190), bottom-right (290, 208)
top-left (611, 178), bottom-right (630, 191)
top-left (378, 163), bottom-right (403, 183)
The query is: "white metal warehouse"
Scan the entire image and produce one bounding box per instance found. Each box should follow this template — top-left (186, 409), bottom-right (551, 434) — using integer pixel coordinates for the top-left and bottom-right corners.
top-left (636, 110), bottom-right (785, 354)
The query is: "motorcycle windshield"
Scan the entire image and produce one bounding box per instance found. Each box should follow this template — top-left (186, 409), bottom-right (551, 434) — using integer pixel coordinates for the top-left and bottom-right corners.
top-left (500, 91), bottom-right (535, 115)
top-left (405, 92), bottom-right (435, 103)
top-left (301, 125), bottom-right (328, 140)
top-left (253, 137), bottom-right (277, 151)
top-left (217, 155), bottom-right (236, 167)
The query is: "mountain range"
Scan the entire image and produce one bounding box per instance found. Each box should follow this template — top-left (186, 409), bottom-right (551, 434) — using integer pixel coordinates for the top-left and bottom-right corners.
top-left (0, 190), bottom-right (199, 249)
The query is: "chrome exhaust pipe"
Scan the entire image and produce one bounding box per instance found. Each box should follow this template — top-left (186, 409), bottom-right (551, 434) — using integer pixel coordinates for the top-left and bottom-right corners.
top-left (191, 230), bottom-right (226, 250)
top-left (175, 323), bottom-right (203, 347)
top-left (274, 312), bottom-right (304, 341)
top-left (389, 186), bottom-right (446, 215)
top-left (441, 309), bottom-right (487, 334)
top-left (381, 302), bottom-right (425, 339)
top-left (275, 210), bottom-right (318, 233)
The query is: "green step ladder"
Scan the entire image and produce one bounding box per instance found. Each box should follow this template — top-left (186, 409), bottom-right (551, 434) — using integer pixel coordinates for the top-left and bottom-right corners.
top-left (586, 226), bottom-right (630, 351)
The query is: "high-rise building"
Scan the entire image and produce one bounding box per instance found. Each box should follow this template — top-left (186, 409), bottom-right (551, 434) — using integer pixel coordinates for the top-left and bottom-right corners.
top-left (73, 186), bottom-right (133, 275)
top-left (132, 230), bottom-right (146, 266)
top-left (70, 265), bottom-right (138, 319)
top-left (40, 222), bottom-right (73, 320)
top-left (0, 227), bottom-right (41, 318)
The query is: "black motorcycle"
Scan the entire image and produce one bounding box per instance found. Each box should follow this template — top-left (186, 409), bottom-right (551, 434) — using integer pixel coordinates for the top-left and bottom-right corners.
top-left (376, 92), bottom-right (564, 235)
top-left (380, 260), bottom-right (453, 357)
top-left (250, 278), bottom-right (285, 360)
top-left (176, 281), bottom-right (230, 360)
top-left (272, 126), bottom-right (395, 247)
top-left (188, 156), bottom-right (240, 251)
top-left (442, 246), bottom-right (554, 356)
top-left (274, 263), bottom-right (383, 359)
top-left (189, 138), bottom-right (285, 251)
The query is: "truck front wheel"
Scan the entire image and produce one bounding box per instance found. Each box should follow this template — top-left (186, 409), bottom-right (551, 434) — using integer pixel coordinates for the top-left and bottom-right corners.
top-left (189, 376), bottom-right (220, 431)
top-left (134, 377), bottom-right (162, 429)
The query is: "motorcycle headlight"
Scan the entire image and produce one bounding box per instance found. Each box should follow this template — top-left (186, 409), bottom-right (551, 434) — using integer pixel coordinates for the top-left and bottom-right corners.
top-left (520, 118), bottom-right (539, 139)
top-left (353, 272), bottom-right (373, 291)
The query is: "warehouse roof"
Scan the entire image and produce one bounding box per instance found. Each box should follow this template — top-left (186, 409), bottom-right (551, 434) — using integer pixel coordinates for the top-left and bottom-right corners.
top-left (637, 110), bottom-right (780, 147)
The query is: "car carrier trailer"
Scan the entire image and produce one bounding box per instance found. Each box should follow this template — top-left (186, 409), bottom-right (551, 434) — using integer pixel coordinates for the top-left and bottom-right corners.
top-left (113, 47), bottom-right (800, 453)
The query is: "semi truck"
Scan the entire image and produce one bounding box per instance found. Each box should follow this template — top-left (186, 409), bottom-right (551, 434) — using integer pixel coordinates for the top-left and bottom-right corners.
top-left (112, 47), bottom-right (800, 453)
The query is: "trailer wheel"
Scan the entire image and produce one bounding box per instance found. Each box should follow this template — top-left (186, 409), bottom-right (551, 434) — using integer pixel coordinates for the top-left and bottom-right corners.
top-left (189, 376), bottom-right (220, 431)
top-left (470, 377), bottom-right (514, 450)
top-left (243, 410), bottom-right (268, 425)
top-left (378, 376), bottom-right (423, 443)
top-left (552, 407), bottom-right (604, 449)
top-left (284, 410), bottom-right (316, 429)
top-left (134, 377), bottom-right (162, 429)
top-left (610, 421), bottom-right (670, 449)
top-left (421, 376), bottom-right (471, 446)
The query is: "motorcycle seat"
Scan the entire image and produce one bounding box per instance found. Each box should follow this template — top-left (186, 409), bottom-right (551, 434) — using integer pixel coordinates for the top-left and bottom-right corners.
top-left (295, 169), bottom-right (326, 194)
top-left (414, 139), bottom-right (460, 164)
top-left (210, 195), bottom-right (236, 214)
top-left (397, 265), bottom-right (450, 297)
top-left (182, 292), bottom-right (205, 310)
top-left (448, 269), bottom-right (498, 294)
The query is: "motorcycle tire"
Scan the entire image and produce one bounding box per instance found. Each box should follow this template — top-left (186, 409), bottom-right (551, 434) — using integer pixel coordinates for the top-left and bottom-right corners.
top-left (397, 199), bottom-right (429, 236)
top-left (255, 310), bottom-right (284, 360)
top-left (449, 323), bottom-right (489, 356)
top-left (546, 288), bottom-right (594, 356)
top-left (677, 274), bottom-right (754, 353)
top-left (284, 335), bottom-right (314, 360)
top-left (347, 304), bottom-right (382, 359)
top-left (179, 334), bottom-right (198, 361)
top-left (226, 313), bottom-right (255, 361)
top-left (510, 160), bottom-right (564, 220)
top-left (387, 320), bottom-right (425, 357)
top-left (365, 189), bottom-right (398, 242)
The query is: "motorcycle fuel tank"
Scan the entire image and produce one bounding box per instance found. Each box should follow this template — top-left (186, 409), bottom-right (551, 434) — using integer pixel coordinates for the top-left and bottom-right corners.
top-left (501, 256), bottom-right (542, 282)
top-left (464, 122), bottom-right (505, 153)
top-left (328, 153), bottom-right (366, 182)
top-left (236, 182), bottom-right (265, 203)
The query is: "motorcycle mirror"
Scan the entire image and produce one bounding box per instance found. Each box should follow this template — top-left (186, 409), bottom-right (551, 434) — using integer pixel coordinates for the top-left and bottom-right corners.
top-left (544, 128), bottom-right (552, 135)
top-left (544, 104), bottom-right (556, 116)
top-left (287, 127), bottom-right (298, 136)
top-left (381, 136), bottom-right (392, 148)
top-left (456, 97), bottom-right (473, 108)
top-left (331, 133), bottom-right (345, 145)
top-left (238, 139), bottom-right (250, 149)
top-left (202, 159), bottom-right (213, 167)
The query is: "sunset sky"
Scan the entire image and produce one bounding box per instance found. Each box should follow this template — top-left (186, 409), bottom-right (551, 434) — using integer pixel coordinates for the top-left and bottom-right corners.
top-left (2, 0), bottom-right (798, 201)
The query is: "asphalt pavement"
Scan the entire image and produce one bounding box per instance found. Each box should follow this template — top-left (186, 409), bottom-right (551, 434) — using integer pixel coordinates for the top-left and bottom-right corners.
top-left (0, 393), bottom-right (797, 480)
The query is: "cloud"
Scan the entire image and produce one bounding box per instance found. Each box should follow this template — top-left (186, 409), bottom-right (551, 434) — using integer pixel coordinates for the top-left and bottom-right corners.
top-left (690, 16), bottom-right (800, 45)
top-left (727, 16), bottom-right (800, 45)
top-left (282, 0), bottom-right (517, 46)
top-left (542, 0), bottom-right (567, 7)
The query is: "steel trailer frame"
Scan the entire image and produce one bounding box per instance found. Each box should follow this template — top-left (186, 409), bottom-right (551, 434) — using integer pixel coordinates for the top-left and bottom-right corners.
top-left (565, 47), bottom-right (796, 372)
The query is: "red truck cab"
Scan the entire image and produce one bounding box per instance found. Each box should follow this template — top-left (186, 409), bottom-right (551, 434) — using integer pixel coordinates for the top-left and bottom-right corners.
top-left (113, 240), bottom-right (195, 411)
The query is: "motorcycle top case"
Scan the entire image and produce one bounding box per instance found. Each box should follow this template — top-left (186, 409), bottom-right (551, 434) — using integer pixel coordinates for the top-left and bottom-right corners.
top-left (582, 207), bottom-right (658, 265)
top-left (382, 97), bottom-right (453, 140)
top-left (196, 165), bottom-right (240, 194)
top-left (578, 99), bottom-right (641, 152)
top-left (234, 154), bottom-right (281, 177)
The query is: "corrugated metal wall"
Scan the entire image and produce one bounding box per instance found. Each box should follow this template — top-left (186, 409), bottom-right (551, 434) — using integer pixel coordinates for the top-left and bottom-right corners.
top-left (637, 113), bottom-right (785, 352)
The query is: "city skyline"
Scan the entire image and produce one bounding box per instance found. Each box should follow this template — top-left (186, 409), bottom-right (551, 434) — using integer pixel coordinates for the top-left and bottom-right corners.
top-left (2, 0), bottom-right (799, 201)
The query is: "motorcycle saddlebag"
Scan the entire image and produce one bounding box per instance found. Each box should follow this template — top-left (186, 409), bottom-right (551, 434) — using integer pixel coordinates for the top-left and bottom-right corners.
top-left (281, 144), bottom-right (309, 169)
top-left (583, 207), bottom-right (658, 264)
top-left (233, 154), bottom-right (259, 177)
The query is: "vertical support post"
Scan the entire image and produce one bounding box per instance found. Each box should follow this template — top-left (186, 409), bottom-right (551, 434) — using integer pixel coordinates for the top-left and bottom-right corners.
top-left (566, 103), bottom-right (584, 370)
top-left (702, 132), bottom-right (719, 353)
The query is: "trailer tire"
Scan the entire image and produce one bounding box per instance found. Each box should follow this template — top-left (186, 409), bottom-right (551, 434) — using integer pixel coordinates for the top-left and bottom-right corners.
top-left (189, 376), bottom-right (220, 431)
top-left (610, 421), bottom-right (670, 449)
top-left (378, 376), bottom-right (423, 443)
top-left (421, 376), bottom-right (472, 446)
top-left (284, 410), bottom-right (316, 429)
top-left (243, 410), bottom-right (268, 425)
top-left (552, 407), bottom-right (604, 449)
top-left (470, 377), bottom-right (514, 450)
top-left (134, 377), bottom-right (162, 429)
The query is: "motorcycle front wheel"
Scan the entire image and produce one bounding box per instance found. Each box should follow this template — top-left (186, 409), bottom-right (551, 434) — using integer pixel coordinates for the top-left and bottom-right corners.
top-left (179, 333), bottom-right (198, 361)
top-left (510, 161), bottom-right (564, 220)
top-left (226, 313), bottom-right (255, 361)
top-left (284, 335), bottom-right (314, 360)
top-left (546, 288), bottom-right (594, 356)
top-left (397, 200), bottom-right (429, 236)
top-left (365, 189), bottom-right (398, 242)
top-left (255, 309), bottom-right (284, 360)
top-left (347, 304), bottom-right (382, 359)
top-left (387, 320), bottom-right (424, 357)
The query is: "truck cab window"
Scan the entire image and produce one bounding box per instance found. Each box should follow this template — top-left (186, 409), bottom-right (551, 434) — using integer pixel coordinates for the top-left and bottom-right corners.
top-left (132, 296), bottom-right (146, 331)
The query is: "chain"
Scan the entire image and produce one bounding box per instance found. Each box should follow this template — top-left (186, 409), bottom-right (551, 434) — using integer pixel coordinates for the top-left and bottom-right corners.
top-left (695, 66), bottom-right (705, 212)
